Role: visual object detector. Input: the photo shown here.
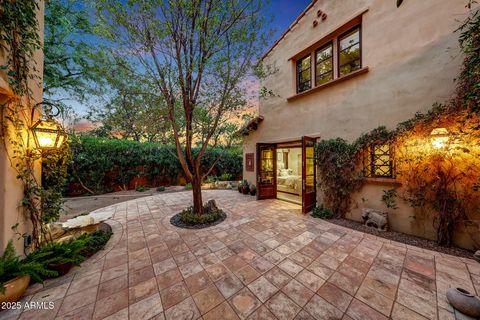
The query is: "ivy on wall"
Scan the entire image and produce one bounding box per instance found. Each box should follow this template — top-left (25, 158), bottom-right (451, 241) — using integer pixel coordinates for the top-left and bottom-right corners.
top-left (0, 0), bottom-right (71, 249)
top-left (315, 6), bottom-right (480, 247)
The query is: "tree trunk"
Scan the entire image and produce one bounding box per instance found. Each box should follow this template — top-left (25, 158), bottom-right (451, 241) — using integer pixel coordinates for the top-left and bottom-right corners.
top-left (191, 173), bottom-right (204, 215)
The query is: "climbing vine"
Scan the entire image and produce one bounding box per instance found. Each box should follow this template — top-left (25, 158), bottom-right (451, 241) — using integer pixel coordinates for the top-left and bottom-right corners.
top-left (315, 6), bottom-right (480, 247)
top-left (0, 0), bottom-right (70, 249)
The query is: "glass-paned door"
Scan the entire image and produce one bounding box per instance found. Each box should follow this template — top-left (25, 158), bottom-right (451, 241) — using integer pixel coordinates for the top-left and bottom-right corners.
top-left (302, 136), bottom-right (316, 213)
top-left (257, 144), bottom-right (276, 200)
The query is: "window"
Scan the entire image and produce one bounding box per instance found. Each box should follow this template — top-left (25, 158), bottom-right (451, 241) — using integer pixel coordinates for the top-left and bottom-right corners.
top-left (338, 26), bottom-right (361, 77)
top-left (297, 54), bottom-right (311, 93)
top-left (315, 42), bottom-right (333, 85)
top-left (363, 144), bottom-right (394, 178)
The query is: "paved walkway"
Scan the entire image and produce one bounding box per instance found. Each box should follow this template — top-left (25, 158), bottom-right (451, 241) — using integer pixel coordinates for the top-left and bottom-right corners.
top-left (3, 190), bottom-right (480, 320)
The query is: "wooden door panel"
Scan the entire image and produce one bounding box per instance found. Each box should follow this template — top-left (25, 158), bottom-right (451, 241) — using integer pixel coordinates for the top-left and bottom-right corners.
top-left (257, 144), bottom-right (276, 200)
top-left (302, 136), bottom-right (316, 213)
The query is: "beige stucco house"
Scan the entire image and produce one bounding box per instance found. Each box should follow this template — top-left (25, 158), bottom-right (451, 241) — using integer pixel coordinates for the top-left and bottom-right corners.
top-left (242, 0), bottom-right (476, 249)
top-left (0, 2), bottom-right (45, 254)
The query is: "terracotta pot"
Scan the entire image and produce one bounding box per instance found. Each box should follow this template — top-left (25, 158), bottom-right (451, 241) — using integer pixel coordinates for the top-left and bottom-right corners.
top-left (446, 287), bottom-right (480, 318)
top-left (0, 275), bottom-right (30, 304)
top-left (48, 262), bottom-right (74, 277)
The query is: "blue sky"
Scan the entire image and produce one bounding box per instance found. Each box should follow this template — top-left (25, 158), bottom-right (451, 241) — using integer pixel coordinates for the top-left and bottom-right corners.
top-left (268, 0), bottom-right (311, 42)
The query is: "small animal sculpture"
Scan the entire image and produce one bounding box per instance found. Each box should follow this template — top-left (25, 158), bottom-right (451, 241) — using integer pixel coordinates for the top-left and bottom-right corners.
top-left (361, 208), bottom-right (388, 231)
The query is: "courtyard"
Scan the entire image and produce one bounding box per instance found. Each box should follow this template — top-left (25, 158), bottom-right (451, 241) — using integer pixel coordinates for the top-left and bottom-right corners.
top-left (3, 190), bottom-right (478, 320)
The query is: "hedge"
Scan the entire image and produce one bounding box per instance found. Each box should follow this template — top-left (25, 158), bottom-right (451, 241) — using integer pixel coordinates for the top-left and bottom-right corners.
top-left (67, 136), bottom-right (242, 195)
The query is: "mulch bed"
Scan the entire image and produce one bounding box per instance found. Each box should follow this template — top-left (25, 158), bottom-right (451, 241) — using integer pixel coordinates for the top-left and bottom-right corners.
top-left (326, 218), bottom-right (475, 259)
top-left (170, 211), bottom-right (227, 229)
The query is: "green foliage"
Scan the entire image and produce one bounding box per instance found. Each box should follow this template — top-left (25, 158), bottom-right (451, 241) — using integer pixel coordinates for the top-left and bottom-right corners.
top-left (26, 240), bottom-right (85, 269)
top-left (184, 183), bottom-right (193, 190)
top-left (43, 0), bottom-right (99, 101)
top-left (41, 144), bottom-right (72, 223)
top-left (0, 241), bottom-right (55, 294)
top-left (219, 173), bottom-right (234, 181)
top-left (68, 136), bottom-right (242, 195)
top-left (381, 189), bottom-right (399, 210)
top-left (135, 185), bottom-right (147, 192)
top-left (25, 230), bottom-right (112, 280)
top-left (311, 204), bottom-right (334, 219)
top-left (156, 186), bottom-right (166, 192)
top-left (179, 207), bottom-right (224, 225)
top-left (0, 0), bottom-right (41, 95)
top-left (315, 138), bottom-right (362, 218)
top-left (76, 230), bottom-right (112, 257)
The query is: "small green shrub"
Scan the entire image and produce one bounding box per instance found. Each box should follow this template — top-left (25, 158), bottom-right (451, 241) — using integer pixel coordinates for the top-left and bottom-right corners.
top-left (184, 183), bottom-right (192, 190)
top-left (156, 186), bottom-right (166, 192)
top-left (76, 230), bottom-right (113, 257)
top-left (0, 241), bottom-right (55, 293)
top-left (135, 185), bottom-right (148, 192)
top-left (311, 204), bottom-right (334, 219)
top-left (219, 173), bottom-right (233, 181)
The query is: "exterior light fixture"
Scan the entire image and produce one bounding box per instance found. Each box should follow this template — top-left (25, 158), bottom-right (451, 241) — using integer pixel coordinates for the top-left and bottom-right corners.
top-left (31, 101), bottom-right (67, 152)
top-left (430, 128), bottom-right (449, 149)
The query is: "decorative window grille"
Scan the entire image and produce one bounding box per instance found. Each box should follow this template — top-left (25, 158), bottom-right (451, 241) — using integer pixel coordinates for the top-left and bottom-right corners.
top-left (363, 144), bottom-right (395, 178)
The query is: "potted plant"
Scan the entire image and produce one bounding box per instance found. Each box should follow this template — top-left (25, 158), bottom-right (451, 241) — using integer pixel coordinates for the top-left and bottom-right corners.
top-left (26, 240), bottom-right (85, 277)
top-left (241, 180), bottom-right (249, 194)
top-left (249, 184), bottom-right (256, 196)
top-left (237, 181), bottom-right (242, 193)
top-left (0, 241), bottom-right (53, 304)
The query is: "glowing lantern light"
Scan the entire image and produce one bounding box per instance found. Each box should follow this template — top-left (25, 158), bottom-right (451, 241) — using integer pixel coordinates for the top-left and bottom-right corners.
top-left (31, 118), bottom-right (66, 151)
top-left (430, 128), bottom-right (449, 149)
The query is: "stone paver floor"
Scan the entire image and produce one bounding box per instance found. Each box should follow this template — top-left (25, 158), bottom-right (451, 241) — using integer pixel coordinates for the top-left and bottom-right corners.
top-left (3, 190), bottom-right (480, 320)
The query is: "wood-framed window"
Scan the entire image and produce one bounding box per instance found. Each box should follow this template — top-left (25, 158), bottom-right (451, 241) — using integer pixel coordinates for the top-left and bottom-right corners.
top-left (315, 42), bottom-right (333, 86)
top-left (363, 144), bottom-right (395, 178)
top-left (338, 26), bottom-right (361, 77)
top-left (296, 54), bottom-right (311, 93)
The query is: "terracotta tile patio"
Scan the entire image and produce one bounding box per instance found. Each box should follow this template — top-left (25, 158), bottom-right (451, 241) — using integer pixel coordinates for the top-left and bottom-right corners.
top-left (3, 190), bottom-right (480, 320)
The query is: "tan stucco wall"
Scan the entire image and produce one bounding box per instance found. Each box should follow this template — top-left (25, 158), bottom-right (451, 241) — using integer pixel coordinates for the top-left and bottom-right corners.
top-left (243, 0), bottom-right (478, 249)
top-left (0, 1), bottom-right (45, 255)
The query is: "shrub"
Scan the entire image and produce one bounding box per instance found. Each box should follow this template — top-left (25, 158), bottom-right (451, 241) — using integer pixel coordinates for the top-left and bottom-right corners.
top-left (218, 173), bottom-right (233, 181)
top-left (0, 241), bottom-right (55, 293)
top-left (76, 230), bottom-right (113, 257)
top-left (184, 183), bottom-right (192, 190)
top-left (68, 136), bottom-right (242, 195)
top-left (135, 185), bottom-right (148, 192)
top-left (311, 204), bottom-right (334, 219)
top-left (178, 206), bottom-right (223, 225)
top-left (156, 186), bottom-right (166, 192)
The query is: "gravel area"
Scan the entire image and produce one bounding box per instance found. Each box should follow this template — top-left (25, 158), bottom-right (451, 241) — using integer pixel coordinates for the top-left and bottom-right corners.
top-left (327, 218), bottom-right (475, 259)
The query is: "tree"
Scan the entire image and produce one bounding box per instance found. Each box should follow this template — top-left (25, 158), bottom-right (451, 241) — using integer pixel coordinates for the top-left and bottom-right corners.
top-left (43, 0), bottom-right (99, 101)
top-left (87, 59), bottom-right (171, 142)
top-left (94, 0), bottom-right (269, 214)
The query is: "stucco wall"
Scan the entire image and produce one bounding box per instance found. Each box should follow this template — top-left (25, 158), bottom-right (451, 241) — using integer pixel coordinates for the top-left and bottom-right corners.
top-left (0, 1), bottom-right (45, 255)
top-left (243, 0), bottom-right (478, 249)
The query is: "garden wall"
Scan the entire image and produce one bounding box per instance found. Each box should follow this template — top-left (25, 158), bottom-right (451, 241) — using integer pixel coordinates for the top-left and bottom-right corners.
top-left (65, 136), bottom-right (243, 196)
top-left (347, 184), bottom-right (480, 251)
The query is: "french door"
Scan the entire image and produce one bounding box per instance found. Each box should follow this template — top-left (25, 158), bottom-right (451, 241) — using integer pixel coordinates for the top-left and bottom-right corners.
top-left (302, 136), bottom-right (316, 213)
top-left (256, 143), bottom-right (276, 200)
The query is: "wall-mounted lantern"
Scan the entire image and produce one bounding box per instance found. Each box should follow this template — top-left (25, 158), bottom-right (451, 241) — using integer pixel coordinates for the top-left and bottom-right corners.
top-left (31, 101), bottom-right (67, 152)
top-left (430, 128), bottom-right (449, 149)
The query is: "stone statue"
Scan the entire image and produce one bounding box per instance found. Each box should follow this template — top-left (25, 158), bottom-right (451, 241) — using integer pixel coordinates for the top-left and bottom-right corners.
top-left (361, 208), bottom-right (388, 231)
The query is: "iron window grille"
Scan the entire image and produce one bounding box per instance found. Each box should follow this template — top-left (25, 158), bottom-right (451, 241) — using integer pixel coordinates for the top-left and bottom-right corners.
top-left (297, 54), bottom-right (312, 93)
top-left (363, 143), bottom-right (395, 178)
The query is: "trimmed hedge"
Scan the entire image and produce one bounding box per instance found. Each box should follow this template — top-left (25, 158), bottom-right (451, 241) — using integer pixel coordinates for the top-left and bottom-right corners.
top-left (68, 136), bottom-right (242, 195)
